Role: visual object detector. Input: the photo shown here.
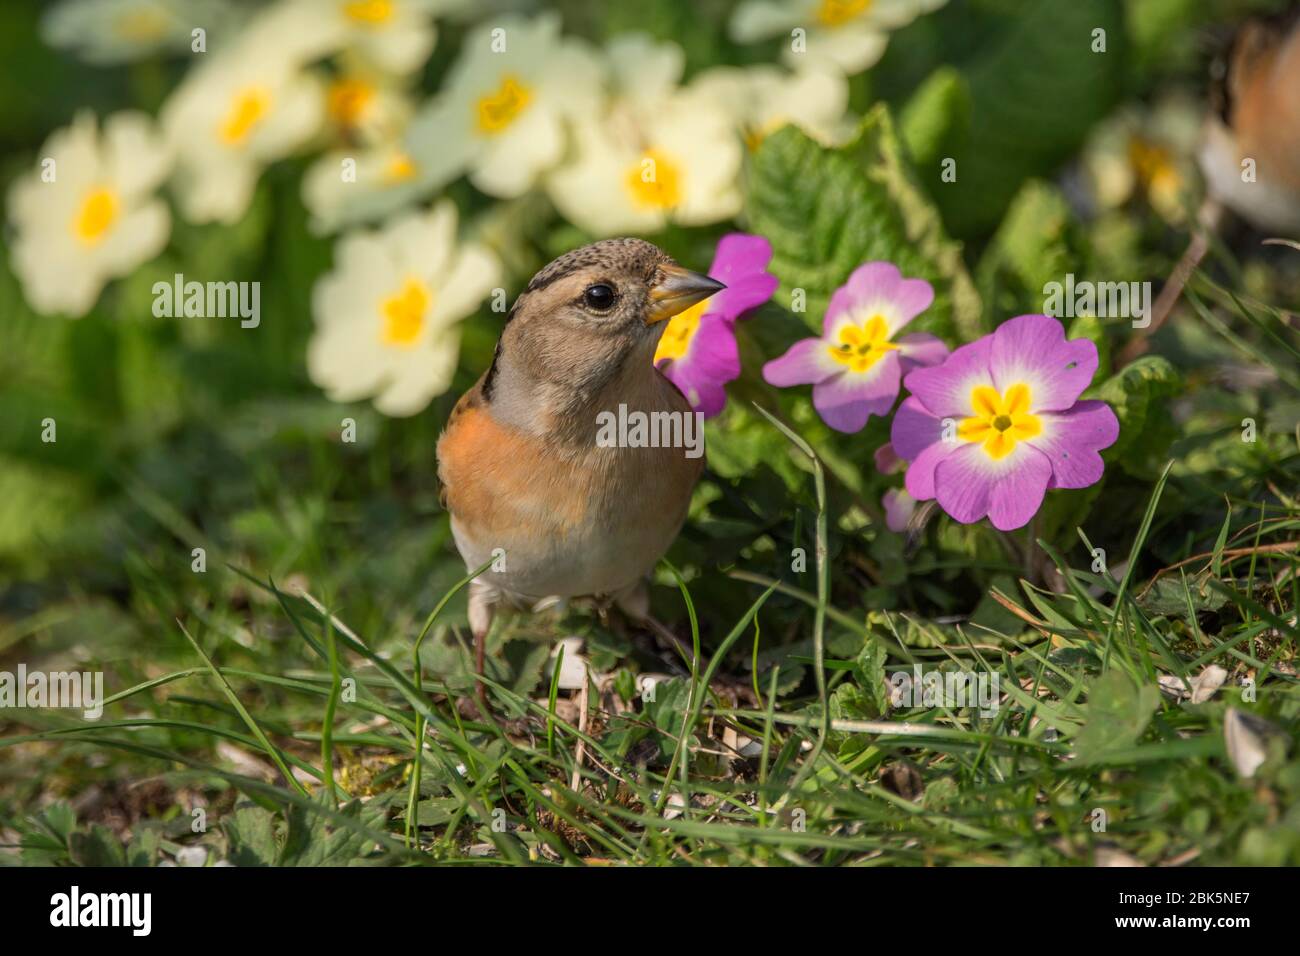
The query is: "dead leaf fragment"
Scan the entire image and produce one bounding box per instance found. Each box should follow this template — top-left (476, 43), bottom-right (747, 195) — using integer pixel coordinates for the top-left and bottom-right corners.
top-left (1224, 707), bottom-right (1286, 779)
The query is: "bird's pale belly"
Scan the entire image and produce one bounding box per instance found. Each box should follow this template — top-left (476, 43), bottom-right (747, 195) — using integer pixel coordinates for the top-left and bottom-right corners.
top-left (448, 443), bottom-right (698, 603)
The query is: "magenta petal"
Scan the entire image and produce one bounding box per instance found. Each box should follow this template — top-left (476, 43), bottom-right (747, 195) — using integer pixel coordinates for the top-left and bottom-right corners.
top-left (659, 313), bottom-right (738, 418)
top-left (902, 335), bottom-right (995, 418)
top-left (706, 233), bottom-right (778, 323)
top-left (845, 262), bottom-right (904, 300)
top-left (825, 263), bottom-right (901, 333)
top-left (884, 279), bottom-right (935, 331)
top-left (904, 440), bottom-right (957, 501)
top-left (716, 272), bottom-right (779, 323)
top-left (933, 443), bottom-right (1052, 530)
top-left (883, 488), bottom-right (915, 533)
top-left (889, 395), bottom-right (944, 461)
top-left (846, 263), bottom-right (933, 328)
top-left (990, 314), bottom-right (1098, 412)
top-left (812, 352), bottom-right (901, 433)
top-left (897, 332), bottom-right (949, 373)
top-left (711, 233), bottom-right (772, 277)
top-left (1030, 399), bottom-right (1120, 489)
top-left (892, 395), bottom-right (956, 503)
top-left (822, 262), bottom-right (935, 335)
top-left (874, 442), bottom-right (903, 475)
top-left (823, 282), bottom-right (860, 335)
top-left (763, 337), bottom-right (833, 387)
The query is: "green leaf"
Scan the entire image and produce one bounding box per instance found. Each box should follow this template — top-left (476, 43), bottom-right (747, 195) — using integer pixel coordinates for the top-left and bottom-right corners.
top-left (746, 107), bottom-right (981, 341)
top-left (125, 828), bottom-right (162, 867)
top-left (1090, 355), bottom-right (1183, 478)
top-left (854, 639), bottom-right (890, 717)
top-left (899, 66), bottom-right (972, 175)
top-left (1138, 575), bottom-right (1230, 619)
top-left (69, 824), bottom-right (128, 867)
top-left (222, 803), bottom-right (280, 867)
top-left (1074, 670), bottom-right (1160, 764)
top-left (930, 0), bottom-right (1127, 235)
top-left (280, 795), bottom-right (389, 866)
top-left (642, 678), bottom-right (693, 761)
top-left (975, 180), bottom-right (1078, 321)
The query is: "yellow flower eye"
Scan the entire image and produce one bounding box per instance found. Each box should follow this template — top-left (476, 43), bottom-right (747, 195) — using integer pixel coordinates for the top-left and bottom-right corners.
top-left (959, 384), bottom-right (1042, 459)
top-left (475, 75), bottom-right (534, 135)
top-left (826, 313), bottom-right (898, 373)
top-left (73, 188), bottom-right (119, 244)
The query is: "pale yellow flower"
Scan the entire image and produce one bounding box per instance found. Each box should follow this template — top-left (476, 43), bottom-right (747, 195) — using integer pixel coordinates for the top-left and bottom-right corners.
top-left (405, 13), bottom-right (603, 199)
top-left (546, 34), bottom-right (741, 236)
top-left (730, 0), bottom-right (948, 76)
top-left (690, 63), bottom-right (852, 150)
top-left (41, 0), bottom-right (227, 65)
top-left (161, 18), bottom-right (325, 224)
top-left (6, 111), bottom-right (171, 317)
top-left (308, 201), bottom-right (499, 416)
top-left (286, 0), bottom-right (450, 74)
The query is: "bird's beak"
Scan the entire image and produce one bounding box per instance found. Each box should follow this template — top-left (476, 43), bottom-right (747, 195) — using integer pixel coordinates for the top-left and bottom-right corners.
top-left (646, 265), bottom-right (726, 325)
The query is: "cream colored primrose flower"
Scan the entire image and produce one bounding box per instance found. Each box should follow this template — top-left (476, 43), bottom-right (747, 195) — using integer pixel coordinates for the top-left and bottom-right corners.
top-left (40, 0), bottom-right (226, 65)
top-left (286, 0), bottom-right (448, 75)
top-left (302, 61), bottom-right (434, 234)
top-left (405, 12), bottom-right (603, 199)
top-left (545, 34), bottom-right (742, 237)
top-left (730, 0), bottom-right (949, 76)
top-left (161, 29), bottom-right (325, 224)
top-left (690, 63), bottom-right (852, 150)
top-left (302, 141), bottom-right (442, 235)
top-left (308, 201), bottom-right (499, 416)
top-left (1081, 94), bottom-right (1202, 224)
top-left (6, 111), bottom-right (171, 317)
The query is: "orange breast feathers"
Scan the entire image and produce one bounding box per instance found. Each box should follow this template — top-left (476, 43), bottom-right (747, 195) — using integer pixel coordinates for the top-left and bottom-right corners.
top-left (437, 401), bottom-right (592, 540)
top-left (1234, 25), bottom-right (1300, 192)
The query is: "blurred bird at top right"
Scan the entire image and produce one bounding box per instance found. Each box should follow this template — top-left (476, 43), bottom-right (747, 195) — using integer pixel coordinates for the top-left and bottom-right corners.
top-left (1200, 6), bottom-right (1300, 233)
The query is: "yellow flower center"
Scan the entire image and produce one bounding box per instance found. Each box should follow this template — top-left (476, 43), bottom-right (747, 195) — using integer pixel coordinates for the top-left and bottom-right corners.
top-left (958, 383), bottom-right (1042, 461)
top-left (475, 74), bottom-right (533, 135)
top-left (817, 0), bottom-right (873, 28)
top-left (654, 299), bottom-right (708, 364)
top-left (826, 314), bottom-right (898, 373)
top-left (625, 149), bottom-right (683, 210)
top-left (380, 278), bottom-right (431, 347)
top-left (1127, 136), bottom-right (1182, 210)
top-left (382, 150), bottom-right (417, 184)
top-left (327, 77), bottom-right (376, 129)
top-left (343, 0), bottom-right (394, 25)
top-left (219, 86), bottom-right (271, 146)
top-left (73, 187), bottom-right (119, 244)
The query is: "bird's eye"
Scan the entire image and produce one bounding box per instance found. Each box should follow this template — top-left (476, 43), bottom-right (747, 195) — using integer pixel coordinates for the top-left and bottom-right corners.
top-left (582, 283), bottom-right (616, 311)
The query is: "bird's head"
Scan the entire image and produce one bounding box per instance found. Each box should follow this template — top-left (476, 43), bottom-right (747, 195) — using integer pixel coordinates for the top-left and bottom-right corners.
top-left (485, 238), bottom-right (724, 417)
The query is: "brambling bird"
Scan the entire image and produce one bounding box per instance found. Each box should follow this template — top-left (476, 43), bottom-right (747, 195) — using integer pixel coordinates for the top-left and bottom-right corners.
top-left (1200, 5), bottom-right (1300, 233)
top-left (1128, 6), bottom-right (1300, 357)
top-left (436, 238), bottom-right (723, 699)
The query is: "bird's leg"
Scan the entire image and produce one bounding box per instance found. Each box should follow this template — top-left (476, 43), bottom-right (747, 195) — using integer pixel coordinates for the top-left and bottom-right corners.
top-left (468, 577), bottom-right (496, 711)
